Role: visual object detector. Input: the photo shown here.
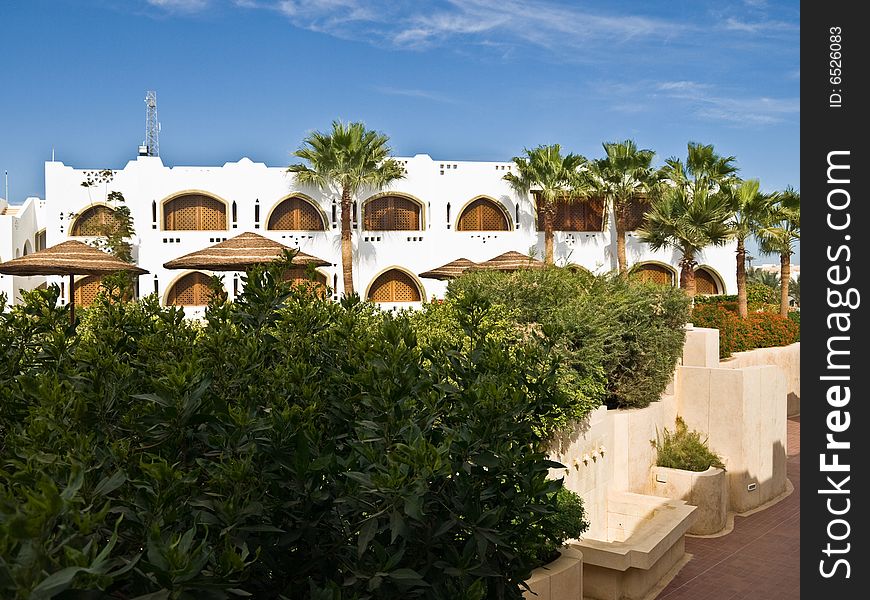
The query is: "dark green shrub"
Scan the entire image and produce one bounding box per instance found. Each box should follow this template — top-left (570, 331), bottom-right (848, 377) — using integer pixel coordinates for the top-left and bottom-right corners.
top-left (653, 417), bottom-right (725, 472)
top-left (0, 260), bottom-right (585, 599)
top-left (447, 268), bottom-right (691, 409)
top-left (532, 488), bottom-right (588, 565)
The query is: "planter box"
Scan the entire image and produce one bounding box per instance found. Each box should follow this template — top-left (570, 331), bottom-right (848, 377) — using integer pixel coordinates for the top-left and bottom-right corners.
top-left (651, 466), bottom-right (727, 535)
top-left (524, 546), bottom-right (583, 600)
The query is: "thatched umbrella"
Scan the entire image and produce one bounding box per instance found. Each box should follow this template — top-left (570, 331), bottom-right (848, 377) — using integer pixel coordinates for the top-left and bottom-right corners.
top-left (469, 250), bottom-right (547, 272)
top-left (163, 232), bottom-right (330, 271)
top-left (418, 258), bottom-right (477, 280)
top-left (0, 240), bottom-right (148, 324)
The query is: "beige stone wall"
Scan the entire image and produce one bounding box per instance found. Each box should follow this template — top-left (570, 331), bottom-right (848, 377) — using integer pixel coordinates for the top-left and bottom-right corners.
top-left (675, 363), bottom-right (787, 512)
top-left (720, 342), bottom-right (800, 415)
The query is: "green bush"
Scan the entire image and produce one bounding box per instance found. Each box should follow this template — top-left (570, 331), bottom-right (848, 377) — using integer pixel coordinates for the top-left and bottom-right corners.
top-left (447, 268), bottom-right (691, 409)
top-left (533, 488), bottom-right (589, 564)
top-left (746, 282), bottom-right (778, 305)
top-left (0, 259), bottom-right (587, 599)
top-left (653, 417), bottom-right (725, 472)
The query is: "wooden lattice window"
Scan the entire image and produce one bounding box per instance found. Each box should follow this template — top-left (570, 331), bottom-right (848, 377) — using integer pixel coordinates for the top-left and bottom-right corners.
top-left (363, 196), bottom-right (421, 231)
top-left (268, 197), bottom-right (326, 230)
top-left (283, 267), bottom-right (328, 296)
top-left (367, 269), bottom-right (421, 302)
top-left (163, 195), bottom-right (227, 231)
top-left (695, 268), bottom-right (720, 295)
top-left (70, 205), bottom-right (119, 236)
top-left (631, 264), bottom-right (675, 286)
top-left (74, 275), bottom-right (102, 307)
top-left (167, 272), bottom-right (214, 306)
top-left (534, 195), bottom-right (603, 231)
top-left (456, 198), bottom-right (510, 231)
top-left (622, 196), bottom-right (651, 231)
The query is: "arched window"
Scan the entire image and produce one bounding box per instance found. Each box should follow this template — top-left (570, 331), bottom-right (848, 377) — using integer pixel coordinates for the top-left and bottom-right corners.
top-left (74, 275), bottom-right (102, 307)
top-left (695, 267), bottom-right (721, 295)
top-left (456, 198), bottom-right (510, 231)
top-left (163, 194), bottom-right (227, 231)
top-left (363, 196), bottom-right (421, 231)
top-left (268, 196), bottom-right (326, 230)
top-left (367, 269), bottom-right (422, 303)
top-left (23, 240), bottom-right (32, 256)
top-left (283, 266), bottom-right (329, 296)
top-left (70, 205), bottom-right (119, 236)
top-left (631, 263), bottom-right (676, 286)
top-left (534, 195), bottom-right (604, 231)
top-left (166, 272), bottom-right (216, 306)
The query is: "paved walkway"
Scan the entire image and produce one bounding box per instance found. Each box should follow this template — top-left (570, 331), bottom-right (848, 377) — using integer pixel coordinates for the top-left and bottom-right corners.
top-left (657, 416), bottom-right (800, 600)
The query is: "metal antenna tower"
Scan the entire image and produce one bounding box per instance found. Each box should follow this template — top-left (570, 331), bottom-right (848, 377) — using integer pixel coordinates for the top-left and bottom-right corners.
top-left (144, 91), bottom-right (159, 157)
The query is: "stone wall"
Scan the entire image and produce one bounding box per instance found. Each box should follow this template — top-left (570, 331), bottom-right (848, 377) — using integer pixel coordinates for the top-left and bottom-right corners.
top-left (720, 342), bottom-right (800, 416)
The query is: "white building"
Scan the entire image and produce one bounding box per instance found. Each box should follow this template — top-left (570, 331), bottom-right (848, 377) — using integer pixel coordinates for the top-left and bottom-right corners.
top-left (3, 151), bottom-right (736, 313)
top-left (0, 196), bottom-right (48, 304)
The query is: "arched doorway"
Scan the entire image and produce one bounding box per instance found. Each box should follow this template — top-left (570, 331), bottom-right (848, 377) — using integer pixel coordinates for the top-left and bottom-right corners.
top-left (366, 269), bottom-right (423, 303)
top-left (166, 271), bottom-right (218, 306)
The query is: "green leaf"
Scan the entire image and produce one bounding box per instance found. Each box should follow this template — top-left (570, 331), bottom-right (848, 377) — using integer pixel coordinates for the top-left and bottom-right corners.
top-left (93, 470), bottom-right (126, 497)
top-left (357, 518), bottom-right (378, 557)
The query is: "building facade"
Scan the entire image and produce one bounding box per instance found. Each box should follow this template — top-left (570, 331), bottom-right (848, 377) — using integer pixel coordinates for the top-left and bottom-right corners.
top-left (2, 151), bottom-right (736, 313)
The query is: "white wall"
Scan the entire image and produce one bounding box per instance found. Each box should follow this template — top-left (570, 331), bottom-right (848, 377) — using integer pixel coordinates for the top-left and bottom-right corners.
top-left (21, 153), bottom-right (740, 308)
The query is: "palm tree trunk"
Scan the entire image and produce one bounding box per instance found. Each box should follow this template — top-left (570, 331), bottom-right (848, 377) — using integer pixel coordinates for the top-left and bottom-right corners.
top-left (736, 238), bottom-right (748, 318)
top-left (615, 203), bottom-right (628, 275)
top-left (543, 204), bottom-right (555, 265)
top-left (340, 187), bottom-right (354, 296)
top-left (780, 252), bottom-right (790, 317)
top-left (679, 253), bottom-right (696, 300)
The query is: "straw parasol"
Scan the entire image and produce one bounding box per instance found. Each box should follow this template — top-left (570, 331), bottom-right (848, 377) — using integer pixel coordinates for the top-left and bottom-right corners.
top-left (468, 250), bottom-right (547, 272)
top-left (418, 258), bottom-right (477, 280)
top-left (163, 232), bottom-right (331, 271)
top-left (0, 240), bottom-right (148, 324)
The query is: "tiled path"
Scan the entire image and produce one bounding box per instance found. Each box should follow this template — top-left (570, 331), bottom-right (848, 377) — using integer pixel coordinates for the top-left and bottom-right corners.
top-left (657, 416), bottom-right (800, 600)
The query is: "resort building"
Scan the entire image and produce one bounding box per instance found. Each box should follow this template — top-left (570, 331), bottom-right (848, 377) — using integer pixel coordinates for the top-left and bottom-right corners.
top-left (2, 151), bottom-right (736, 313)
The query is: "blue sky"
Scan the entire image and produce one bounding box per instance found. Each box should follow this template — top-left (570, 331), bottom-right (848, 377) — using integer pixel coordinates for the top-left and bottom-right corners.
top-left (0, 0), bottom-right (799, 263)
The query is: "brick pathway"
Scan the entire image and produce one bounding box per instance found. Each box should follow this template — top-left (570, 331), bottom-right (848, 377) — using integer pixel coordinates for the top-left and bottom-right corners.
top-left (656, 416), bottom-right (800, 600)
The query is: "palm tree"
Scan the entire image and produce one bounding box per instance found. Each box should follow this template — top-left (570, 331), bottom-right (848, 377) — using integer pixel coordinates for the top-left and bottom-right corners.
top-left (585, 140), bottom-right (660, 275)
top-left (726, 179), bottom-right (775, 317)
top-left (758, 186), bottom-right (800, 316)
top-left (747, 267), bottom-right (780, 290)
top-left (504, 144), bottom-right (586, 264)
top-left (639, 143), bottom-right (737, 299)
top-left (288, 121), bottom-right (405, 296)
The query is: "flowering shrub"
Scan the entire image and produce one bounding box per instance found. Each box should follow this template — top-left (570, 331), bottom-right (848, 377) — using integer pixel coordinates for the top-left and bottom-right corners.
top-left (692, 304), bottom-right (800, 358)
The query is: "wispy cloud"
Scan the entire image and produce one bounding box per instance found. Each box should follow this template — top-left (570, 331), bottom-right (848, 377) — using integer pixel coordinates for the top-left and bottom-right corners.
top-left (653, 79), bottom-right (798, 125)
top-left (722, 17), bottom-right (797, 34)
top-left (146, 0), bottom-right (210, 12)
top-left (372, 86), bottom-right (457, 104)
top-left (238, 0), bottom-right (689, 58)
top-left (600, 78), bottom-right (798, 126)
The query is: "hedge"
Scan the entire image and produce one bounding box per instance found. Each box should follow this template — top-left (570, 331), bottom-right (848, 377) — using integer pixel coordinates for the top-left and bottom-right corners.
top-left (691, 304), bottom-right (800, 358)
top-left (0, 260), bottom-right (588, 600)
